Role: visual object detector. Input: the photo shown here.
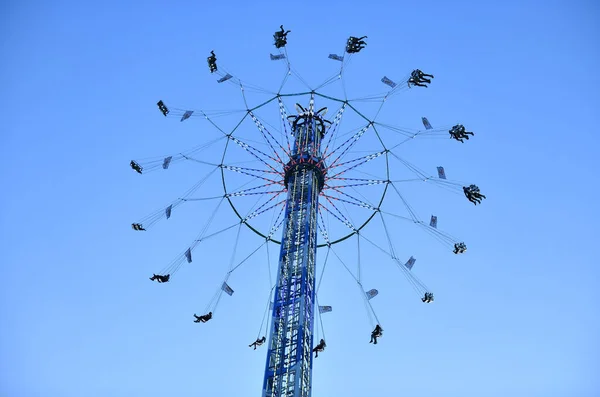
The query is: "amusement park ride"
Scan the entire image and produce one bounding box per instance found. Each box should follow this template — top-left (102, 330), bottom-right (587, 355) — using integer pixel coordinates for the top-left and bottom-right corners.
top-left (131, 26), bottom-right (485, 397)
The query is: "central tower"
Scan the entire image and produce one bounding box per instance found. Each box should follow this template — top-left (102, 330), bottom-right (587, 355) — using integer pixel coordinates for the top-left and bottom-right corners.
top-left (262, 102), bottom-right (329, 397)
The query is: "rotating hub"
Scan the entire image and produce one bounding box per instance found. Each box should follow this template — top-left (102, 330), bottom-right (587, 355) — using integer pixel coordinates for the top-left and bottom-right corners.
top-left (283, 156), bottom-right (327, 192)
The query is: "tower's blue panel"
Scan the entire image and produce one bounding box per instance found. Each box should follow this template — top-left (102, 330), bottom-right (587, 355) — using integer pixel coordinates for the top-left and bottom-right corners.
top-left (262, 112), bottom-right (324, 397)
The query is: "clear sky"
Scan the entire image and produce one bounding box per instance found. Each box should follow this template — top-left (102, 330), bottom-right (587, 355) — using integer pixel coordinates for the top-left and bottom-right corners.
top-left (1, 1), bottom-right (599, 396)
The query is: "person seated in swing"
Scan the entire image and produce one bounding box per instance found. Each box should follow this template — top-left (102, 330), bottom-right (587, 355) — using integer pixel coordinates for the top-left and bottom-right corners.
top-left (449, 124), bottom-right (474, 142)
top-left (274, 25), bottom-right (291, 48)
top-left (463, 185), bottom-right (481, 205)
top-left (130, 160), bottom-right (143, 174)
top-left (313, 338), bottom-right (326, 358)
top-left (449, 125), bottom-right (466, 142)
top-left (156, 100), bottom-right (169, 117)
top-left (408, 70), bottom-right (427, 87)
top-left (149, 273), bottom-right (170, 283)
top-left (422, 292), bottom-right (434, 303)
top-left (132, 223), bottom-right (145, 231)
top-left (408, 69), bottom-right (434, 88)
top-left (453, 242), bottom-right (467, 254)
top-left (463, 186), bottom-right (476, 204)
top-left (369, 324), bottom-right (383, 344)
top-left (207, 51), bottom-right (217, 73)
top-left (193, 311), bottom-right (212, 323)
top-left (463, 185), bottom-right (486, 205)
top-left (346, 36), bottom-right (367, 53)
top-left (249, 336), bottom-right (266, 350)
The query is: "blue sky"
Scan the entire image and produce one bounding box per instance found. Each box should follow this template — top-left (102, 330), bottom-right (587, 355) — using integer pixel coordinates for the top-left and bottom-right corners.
top-left (1, 1), bottom-right (599, 396)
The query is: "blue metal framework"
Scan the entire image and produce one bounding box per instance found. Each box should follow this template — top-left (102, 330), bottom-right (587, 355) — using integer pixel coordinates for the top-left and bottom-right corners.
top-left (262, 105), bottom-right (328, 397)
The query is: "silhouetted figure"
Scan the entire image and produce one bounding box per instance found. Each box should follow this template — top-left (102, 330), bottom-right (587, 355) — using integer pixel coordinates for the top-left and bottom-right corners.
top-left (249, 336), bottom-right (266, 350)
top-left (194, 312), bottom-right (212, 323)
top-left (313, 339), bottom-right (326, 358)
top-left (149, 274), bottom-right (170, 283)
top-left (370, 325), bottom-right (383, 344)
